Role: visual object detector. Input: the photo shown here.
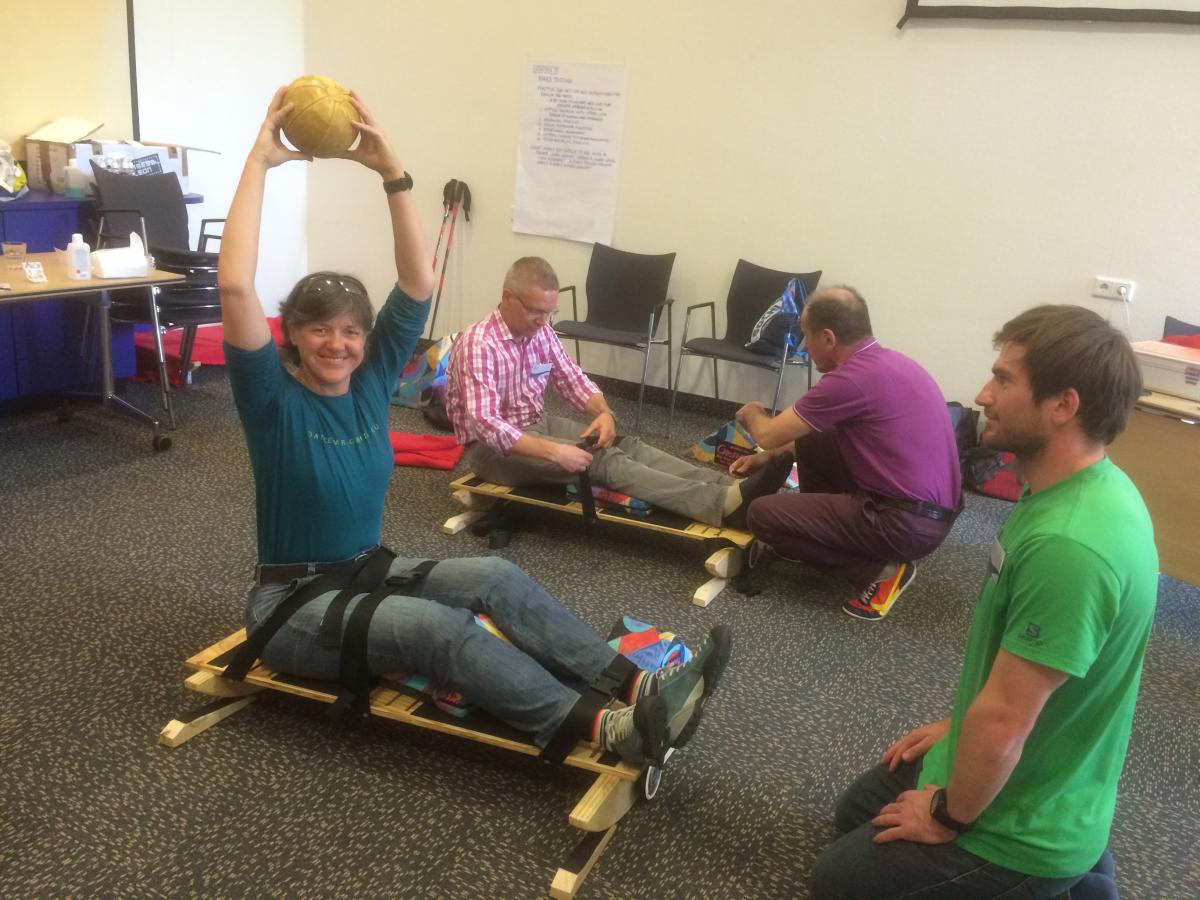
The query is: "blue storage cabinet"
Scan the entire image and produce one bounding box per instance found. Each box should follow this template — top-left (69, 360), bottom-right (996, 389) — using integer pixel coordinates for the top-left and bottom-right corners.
top-left (0, 190), bottom-right (136, 398)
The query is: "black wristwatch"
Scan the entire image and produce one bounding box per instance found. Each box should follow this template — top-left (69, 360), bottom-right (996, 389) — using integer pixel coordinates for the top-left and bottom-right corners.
top-left (930, 789), bottom-right (974, 834)
top-left (382, 172), bottom-right (414, 193)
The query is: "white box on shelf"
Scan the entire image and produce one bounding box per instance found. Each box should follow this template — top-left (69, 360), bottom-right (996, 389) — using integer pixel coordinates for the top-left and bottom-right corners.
top-left (1131, 341), bottom-right (1200, 402)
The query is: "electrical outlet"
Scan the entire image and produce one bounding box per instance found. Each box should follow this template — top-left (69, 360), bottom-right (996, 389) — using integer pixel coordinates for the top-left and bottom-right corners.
top-left (1093, 277), bottom-right (1135, 303)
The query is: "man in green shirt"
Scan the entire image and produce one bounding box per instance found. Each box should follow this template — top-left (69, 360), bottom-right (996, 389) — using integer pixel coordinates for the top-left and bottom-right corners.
top-left (810, 305), bottom-right (1156, 898)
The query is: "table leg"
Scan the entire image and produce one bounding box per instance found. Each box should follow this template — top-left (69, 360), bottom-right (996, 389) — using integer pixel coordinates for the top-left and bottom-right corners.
top-left (62, 289), bottom-right (171, 451)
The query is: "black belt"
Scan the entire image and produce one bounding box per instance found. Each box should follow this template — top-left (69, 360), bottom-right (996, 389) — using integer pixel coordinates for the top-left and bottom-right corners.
top-left (255, 548), bottom-right (378, 585)
top-left (876, 496), bottom-right (961, 523)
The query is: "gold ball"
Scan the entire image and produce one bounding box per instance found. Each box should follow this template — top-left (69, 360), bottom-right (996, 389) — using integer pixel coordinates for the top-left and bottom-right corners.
top-left (281, 75), bottom-right (359, 158)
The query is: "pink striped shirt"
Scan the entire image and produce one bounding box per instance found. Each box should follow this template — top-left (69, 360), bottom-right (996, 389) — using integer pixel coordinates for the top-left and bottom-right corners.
top-left (446, 310), bottom-right (600, 454)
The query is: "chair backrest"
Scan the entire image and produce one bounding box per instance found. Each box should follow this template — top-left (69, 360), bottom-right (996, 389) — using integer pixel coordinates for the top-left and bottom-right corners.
top-left (723, 259), bottom-right (822, 345)
top-left (583, 243), bottom-right (676, 333)
top-left (90, 164), bottom-right (191, 252)
top-left (1163, 315), bottom-right (1200, 338)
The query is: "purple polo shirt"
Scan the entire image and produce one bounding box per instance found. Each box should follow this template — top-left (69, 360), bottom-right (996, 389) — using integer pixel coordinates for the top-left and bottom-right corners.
top-left (793, 340), bottom-right (961, 508)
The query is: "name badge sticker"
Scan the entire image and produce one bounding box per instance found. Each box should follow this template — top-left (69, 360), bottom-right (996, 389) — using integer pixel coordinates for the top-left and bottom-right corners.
top-left (988, 538), bottom-right (1006, 581)
top-left (530, 362), bottom-right (552, 376)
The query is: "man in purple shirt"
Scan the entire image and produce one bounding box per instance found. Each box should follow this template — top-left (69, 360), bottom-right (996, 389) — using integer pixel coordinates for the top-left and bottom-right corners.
top-left (447, 257), bottom-right (793, 526)
top-left (735, 286), bottom-right (962, 620)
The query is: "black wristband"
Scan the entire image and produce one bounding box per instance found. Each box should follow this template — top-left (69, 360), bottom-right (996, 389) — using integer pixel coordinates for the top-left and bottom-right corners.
top-left (930, 788), bottom-right (974, 834)
top-left (382, 172), bottom-right (413, 194)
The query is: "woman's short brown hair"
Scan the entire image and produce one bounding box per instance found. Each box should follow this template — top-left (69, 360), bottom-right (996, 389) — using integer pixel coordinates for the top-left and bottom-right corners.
top-left (278, 271), bottom-right (373, 365)
top-left (994, 305), bottom-right (1142, 445)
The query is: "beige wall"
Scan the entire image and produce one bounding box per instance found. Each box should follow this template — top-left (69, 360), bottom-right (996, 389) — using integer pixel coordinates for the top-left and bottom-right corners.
top-left (302, 1), bottom-right (1200, 407)
top-left (1, 0), bottom-right (134, 158)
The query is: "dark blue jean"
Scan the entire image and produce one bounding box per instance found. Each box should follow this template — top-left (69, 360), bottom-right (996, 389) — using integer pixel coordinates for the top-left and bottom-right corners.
top-left (809, 761), bottom-right (1100, 899)
top-left (246, 556), bottom-right (618, 746)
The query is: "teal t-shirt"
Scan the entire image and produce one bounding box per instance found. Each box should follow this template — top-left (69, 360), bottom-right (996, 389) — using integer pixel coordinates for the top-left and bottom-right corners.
top-left (919, 457), bottom-right (1157, 878)
top-left (224, 285), bottom-right (429, 564)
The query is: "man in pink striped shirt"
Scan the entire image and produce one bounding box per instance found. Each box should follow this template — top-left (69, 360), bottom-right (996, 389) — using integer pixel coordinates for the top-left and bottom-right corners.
top-left (447, 257), bottom-right (793, 527)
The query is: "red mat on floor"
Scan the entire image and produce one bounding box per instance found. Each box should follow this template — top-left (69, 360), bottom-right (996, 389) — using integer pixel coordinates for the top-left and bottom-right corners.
top-left (133, 318), bottom-right (284, 386)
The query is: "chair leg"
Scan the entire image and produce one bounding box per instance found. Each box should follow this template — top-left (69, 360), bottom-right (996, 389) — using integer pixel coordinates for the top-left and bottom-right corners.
top-left (179, 325), bottom-right (198, 385)
top-left (771, 360), bottom-right (788, 415)
top-left (712, 357), bottom-right (720, 403)
top-left (667, 349), bottom-right (687, 438)
top-left (636, 346), bottom-right (652, 434)
top-left (146, 288), bottom-right (175, 430)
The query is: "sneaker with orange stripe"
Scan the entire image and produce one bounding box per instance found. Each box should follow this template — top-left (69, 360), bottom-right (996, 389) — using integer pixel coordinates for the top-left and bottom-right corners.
top-left (843, 562), bottom-right (916, 621)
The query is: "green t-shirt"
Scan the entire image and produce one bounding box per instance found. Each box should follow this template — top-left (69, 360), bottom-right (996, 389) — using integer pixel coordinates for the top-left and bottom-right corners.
top-left (225, 285), bottom-right (429, 564)
top-left (919, 457), bottom-right (1157, 878)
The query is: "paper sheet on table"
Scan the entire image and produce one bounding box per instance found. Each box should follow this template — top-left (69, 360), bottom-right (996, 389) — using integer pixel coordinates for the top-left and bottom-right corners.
top-left (512, 59), bottom-right (627, 245)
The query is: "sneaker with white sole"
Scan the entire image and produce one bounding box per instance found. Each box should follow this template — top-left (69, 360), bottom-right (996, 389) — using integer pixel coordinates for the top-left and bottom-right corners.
top-left (843, 562), bottom-right (916, 621)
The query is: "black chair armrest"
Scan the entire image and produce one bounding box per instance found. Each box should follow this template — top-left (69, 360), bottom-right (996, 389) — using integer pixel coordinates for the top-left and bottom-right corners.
top-left (559, 284), bottom-right (578, 322)
top-left (680, 300), bottom-right (716, 346)
top-left (151, 245), bottom-right (217, 269)
top-left (198, 218), bottom-right (225, 253)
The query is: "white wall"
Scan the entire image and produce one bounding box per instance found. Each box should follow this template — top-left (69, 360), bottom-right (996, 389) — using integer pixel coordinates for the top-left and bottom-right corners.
top-left (302, 1), bottom-right (1200, 406)
top-left (132, 0), bottom-right (307, 314)
top-left (0, 0), bottom-right (133, 157)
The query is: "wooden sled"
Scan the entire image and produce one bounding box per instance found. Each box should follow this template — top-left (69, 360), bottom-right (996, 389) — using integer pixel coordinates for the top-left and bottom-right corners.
top-left (443, 473), bottom-right (753, 607)
top-left (160, 629), bottom-right (670, 899)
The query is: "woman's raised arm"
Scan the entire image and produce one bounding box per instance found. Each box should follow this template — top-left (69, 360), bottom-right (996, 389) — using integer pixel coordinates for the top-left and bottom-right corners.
top-left (218, 87), bottom-right (312, 350)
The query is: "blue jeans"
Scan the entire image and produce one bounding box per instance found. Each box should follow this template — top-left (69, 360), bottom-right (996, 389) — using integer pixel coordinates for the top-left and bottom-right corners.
top-left (809, 761), bottom-right (1091, 899)
top-left (245, 556), bottom-right (617, 746)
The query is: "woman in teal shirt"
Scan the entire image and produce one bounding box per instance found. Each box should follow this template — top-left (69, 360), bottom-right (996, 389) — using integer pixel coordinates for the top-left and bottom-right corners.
top-left (217, 87), bottom-right (728, 764)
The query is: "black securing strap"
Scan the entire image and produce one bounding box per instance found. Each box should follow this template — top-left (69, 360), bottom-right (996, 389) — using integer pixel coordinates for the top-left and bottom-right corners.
top-left (330, 559), bottom-right (440, 720)
top-left (592, 653), bottom-right (638, 702)
top-left (223, 573), bottom-right (345, 681)
top-left (575, 434), bottom-right (599, 521)
top-left (318, 547), bottom-right (397, 648)
top-left (539, 691), bottom-right (606, 765)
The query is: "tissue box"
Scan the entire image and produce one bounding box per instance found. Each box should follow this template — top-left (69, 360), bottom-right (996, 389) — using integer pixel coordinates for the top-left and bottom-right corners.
top-left (91, 232), bottom-right (149, 278)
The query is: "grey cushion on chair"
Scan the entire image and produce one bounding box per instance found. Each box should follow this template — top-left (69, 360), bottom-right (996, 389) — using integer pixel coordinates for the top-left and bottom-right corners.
top-left (553, 319), bottom-right (655, 348)
top-left (683, 336), bottom-right (789, 369)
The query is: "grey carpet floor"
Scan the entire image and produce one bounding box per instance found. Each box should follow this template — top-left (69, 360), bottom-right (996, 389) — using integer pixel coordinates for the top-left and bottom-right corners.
top-left (1, 371), bottom-right (1197, 899)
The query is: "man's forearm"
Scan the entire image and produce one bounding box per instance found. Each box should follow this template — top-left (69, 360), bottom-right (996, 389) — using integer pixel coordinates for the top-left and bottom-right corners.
top-left (510, 432), bottom-right (564, 463)
top-left (583, 392), bottom-right (614, 420)
top-left (943, 702), bottom-right (1030, 823)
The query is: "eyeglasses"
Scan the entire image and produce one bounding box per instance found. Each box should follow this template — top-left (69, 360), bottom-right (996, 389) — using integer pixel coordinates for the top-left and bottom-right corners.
top-left (508, 290), bottom-right (557, 323)
top-left (297, 275), bottom-right (368, 299)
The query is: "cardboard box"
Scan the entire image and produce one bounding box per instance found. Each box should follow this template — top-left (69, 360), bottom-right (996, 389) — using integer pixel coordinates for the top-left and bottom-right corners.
top-left (1132, 340), bottom-right (1200, 402)
top-left (24, 118), bottom-right (103, 193)
top-left (72, 141), bottom-right (218, 194)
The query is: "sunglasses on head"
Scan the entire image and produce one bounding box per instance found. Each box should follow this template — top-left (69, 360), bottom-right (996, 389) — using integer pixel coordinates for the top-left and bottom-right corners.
top-left (298, 275), bottom-right (367, 298)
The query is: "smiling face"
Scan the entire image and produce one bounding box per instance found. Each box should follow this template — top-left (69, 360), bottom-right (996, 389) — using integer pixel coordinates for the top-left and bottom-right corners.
top-left (975, 342), bottom-right (1055, 457)
top-left (289, 313), bottom-right (366, 396)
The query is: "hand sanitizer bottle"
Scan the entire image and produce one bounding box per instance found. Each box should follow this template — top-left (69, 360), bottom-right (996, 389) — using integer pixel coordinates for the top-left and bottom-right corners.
top-left (64, 159), bottom-right (87, 199)
top-left (66, 233), bottom-right (91, 280)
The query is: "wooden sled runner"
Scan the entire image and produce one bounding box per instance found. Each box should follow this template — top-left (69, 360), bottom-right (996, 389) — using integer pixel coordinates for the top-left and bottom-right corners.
top-left (443, 473), bottom-right (754, 607)
top-left (161, 629), bottom-right (670, 899)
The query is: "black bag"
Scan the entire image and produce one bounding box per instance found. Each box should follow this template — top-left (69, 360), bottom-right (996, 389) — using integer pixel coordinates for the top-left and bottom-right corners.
top-left (946, 401), bottom-right (979, 461)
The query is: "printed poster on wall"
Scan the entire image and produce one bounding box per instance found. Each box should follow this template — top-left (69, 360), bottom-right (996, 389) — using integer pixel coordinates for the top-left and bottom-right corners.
top-left (513, 59), bottom-right (627, 245)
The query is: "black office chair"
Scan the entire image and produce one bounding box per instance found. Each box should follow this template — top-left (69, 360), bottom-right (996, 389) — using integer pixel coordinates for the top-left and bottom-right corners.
top-left (667, 259), bottom-right (821, 435)
top-left (90, 165), bottom-right (223, 426)
top-left (554, 242), bottom-right (676, 432)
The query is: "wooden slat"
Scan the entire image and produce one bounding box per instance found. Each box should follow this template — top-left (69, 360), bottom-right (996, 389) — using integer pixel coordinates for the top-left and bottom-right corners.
top-left (448, 473), bottom-right (755, 547)
top-left (181, 631), bottom-right (639, 781)
top-left (550, 827), bottom-right (617, 900)
top-left (568, 772), bottom-right (637, 832)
